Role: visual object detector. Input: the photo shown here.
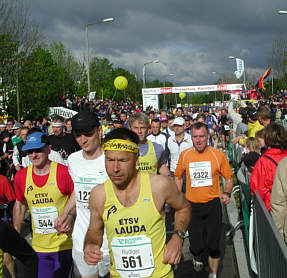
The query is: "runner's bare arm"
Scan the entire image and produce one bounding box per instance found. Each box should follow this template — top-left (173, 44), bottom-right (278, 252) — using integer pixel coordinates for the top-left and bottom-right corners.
top-left (13, 200), bottom-right (27, 233)
top-left (158, 163), bottom-right (171, 176)
top-left (151, 175), bottom-right (190, 265)
top-left (84, 185), bottom-right (105, 265)
top-left (54, 191), bottom-right (76, 233)
top-left (174, 176), bottom-right (183, 191)
top-left (220, 177), bottom-right (233, 205)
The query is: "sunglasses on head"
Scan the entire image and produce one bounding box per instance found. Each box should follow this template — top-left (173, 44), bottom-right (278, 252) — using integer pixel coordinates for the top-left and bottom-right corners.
top-left (26, 147), bottom-right (45, 155)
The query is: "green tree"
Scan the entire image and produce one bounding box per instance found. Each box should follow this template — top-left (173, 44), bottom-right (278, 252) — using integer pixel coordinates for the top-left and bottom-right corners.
top-left (7, 46), bottom-right (62, 119)
top-left (89, 57), bottom-right (114, 99)
top-left (0, 0), bottom-right (43, 56)
top-left (0, 34), bottom-right (18, 114)
top-left (49, 42), bottom-right (84, 97)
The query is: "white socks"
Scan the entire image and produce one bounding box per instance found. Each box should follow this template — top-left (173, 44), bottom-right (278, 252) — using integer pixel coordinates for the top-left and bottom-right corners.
top-left (208, 274), bottom-right (217, 278)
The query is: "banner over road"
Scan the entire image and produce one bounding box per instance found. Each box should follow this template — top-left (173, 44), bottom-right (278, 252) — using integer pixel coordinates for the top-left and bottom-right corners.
top-left (142, 83), bottom-right (244, 95)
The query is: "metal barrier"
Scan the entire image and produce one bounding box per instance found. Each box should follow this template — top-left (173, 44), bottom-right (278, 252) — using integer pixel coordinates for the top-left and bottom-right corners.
top-left (253, 191), bottom-right (287, 278)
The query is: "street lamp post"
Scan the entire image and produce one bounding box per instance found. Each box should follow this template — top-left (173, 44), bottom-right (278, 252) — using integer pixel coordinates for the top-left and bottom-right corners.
top-left (86, 17), bottom-right (114, 95)
top-left (212, 71), bottom-right (224, 102)
top-left (163, 73), bottom-right (175, 108)
top-left (142, 60), bottom-right (159, 88)
top-left (228, 55), bottom-right (246, 85)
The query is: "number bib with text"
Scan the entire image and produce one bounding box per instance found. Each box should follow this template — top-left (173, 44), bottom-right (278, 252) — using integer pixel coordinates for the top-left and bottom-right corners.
top-left (189, 161), bottom-right (213, 187)
top-left (224, 125), bottom-right (230, 131)
top-left (76, 188), bottom-right (91, 210)
top-left (32, 206), bottom-right (58, 234)
top-left (111, 235), bottom-right (155, 278)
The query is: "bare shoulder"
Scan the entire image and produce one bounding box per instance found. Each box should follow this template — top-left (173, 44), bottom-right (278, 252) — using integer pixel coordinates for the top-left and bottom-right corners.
top-left (149, 174), bottom-right (177, 197)
top-left (89, 184), bottom-right (106, 214)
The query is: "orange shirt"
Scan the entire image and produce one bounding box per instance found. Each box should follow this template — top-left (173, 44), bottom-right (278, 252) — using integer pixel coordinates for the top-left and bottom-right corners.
top-left (174, 146), bottom-right (232, 203)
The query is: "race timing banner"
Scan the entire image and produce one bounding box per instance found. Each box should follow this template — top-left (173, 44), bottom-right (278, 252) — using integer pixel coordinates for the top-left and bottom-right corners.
top-left (142, 83), bottom-right (244, 95)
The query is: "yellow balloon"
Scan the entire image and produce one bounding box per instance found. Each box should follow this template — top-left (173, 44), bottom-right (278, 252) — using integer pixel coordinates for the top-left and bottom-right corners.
top-left (114, 76), bottom-right (128, 90)
top-left (179, 92), bottom-right (186, 100)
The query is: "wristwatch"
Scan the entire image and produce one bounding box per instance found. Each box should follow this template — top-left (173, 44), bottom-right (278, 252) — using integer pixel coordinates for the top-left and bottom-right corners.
top-left (173, 230), bottom-right (186, 240)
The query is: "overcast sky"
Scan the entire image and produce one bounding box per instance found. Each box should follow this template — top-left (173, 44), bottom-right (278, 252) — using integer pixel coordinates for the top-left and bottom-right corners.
top-left (29, 0), bottom-right (287, 86)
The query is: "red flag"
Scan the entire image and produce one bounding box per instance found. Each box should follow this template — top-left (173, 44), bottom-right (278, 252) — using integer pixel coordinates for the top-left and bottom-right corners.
top-left (257, 66), bottom-right (272, 91)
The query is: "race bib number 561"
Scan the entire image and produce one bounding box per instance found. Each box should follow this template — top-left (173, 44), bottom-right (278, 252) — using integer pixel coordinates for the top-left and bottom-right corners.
top-left (111, 235), bottom-right (154, 278)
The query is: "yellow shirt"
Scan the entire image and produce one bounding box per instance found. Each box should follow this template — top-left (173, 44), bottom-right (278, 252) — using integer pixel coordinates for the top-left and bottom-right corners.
top-left (248, 120), bottom-right (264, 138)
top-left (137, 140), bottom-right (158, 174)
top-left (103, 173), bottom-right (173, 278)
top-left (24, 162), bottom-right (72, 252)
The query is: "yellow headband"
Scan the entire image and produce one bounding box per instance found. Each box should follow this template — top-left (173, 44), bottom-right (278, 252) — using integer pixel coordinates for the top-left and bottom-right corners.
top-left (103, 139), bottom-right (139, 154)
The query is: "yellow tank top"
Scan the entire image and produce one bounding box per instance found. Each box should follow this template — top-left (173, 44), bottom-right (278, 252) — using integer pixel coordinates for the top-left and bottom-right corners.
top-left (137, 140), bottom-right (158, 174)
top-left (24, 162), bottom-right (72, 253)
top-left (103, 173), bottom-right (173, 278)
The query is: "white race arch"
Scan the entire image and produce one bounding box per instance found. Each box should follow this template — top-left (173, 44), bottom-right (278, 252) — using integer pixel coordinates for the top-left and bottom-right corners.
top-left (142, 83), bottom-right (244, 110)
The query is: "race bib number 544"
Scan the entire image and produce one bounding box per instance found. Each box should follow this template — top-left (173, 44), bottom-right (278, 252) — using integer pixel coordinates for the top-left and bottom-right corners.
top-left (31, 206), bottom-right (58, 234)
top-left (111, 235), bottom-right (154, 278)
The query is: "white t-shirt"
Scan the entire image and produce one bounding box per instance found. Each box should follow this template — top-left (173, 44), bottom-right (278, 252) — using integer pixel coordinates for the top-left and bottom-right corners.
top-left (68, 150), bottom-right (109, 253)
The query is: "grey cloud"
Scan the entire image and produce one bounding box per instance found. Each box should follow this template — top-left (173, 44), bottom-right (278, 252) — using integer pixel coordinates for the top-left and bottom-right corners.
top-left (29, 0), bottom-right (287, 85)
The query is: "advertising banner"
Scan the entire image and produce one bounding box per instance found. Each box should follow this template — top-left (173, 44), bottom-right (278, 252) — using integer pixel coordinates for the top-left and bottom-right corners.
top-left (49, 107), bottom-right (78, 119)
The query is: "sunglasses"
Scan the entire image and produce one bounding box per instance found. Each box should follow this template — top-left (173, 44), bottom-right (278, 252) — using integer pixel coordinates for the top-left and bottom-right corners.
top-left (26, 148), bottom-right (45, 155)
top-left (74, 130), bottom-right (95, 138)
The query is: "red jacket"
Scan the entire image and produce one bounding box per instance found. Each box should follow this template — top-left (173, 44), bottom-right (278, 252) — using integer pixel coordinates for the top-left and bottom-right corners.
top-left (250, 148), bottom-right (287, 211)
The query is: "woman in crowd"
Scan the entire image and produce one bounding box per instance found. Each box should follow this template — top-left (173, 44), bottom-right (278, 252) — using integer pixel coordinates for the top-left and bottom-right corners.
top-left (250, 123), bottom-right (287, 211)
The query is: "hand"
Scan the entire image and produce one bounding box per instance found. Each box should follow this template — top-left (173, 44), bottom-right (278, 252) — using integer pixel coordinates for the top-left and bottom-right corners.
top-left (84, 244), bottom-right (103, 265)
top-left (2, 153), bottom-right (8, 160)
top-left (220, 193), bottom-right (230, 205)
top-left (54, 213), bottom-right (74, 234)
top-left (163, 234), bottom-right (183, 265)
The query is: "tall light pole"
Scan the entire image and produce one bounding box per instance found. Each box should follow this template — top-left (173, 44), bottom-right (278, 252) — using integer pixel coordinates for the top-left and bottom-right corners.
top-left (86, 17), bottom-right (114, 95)
top-left (228, 55), bottom-right (246, 85)
top-left (212, 71), bottom-right (224, 102)
top-left (163, 73), bottom-right (175, 108)
top-left (142, 59), bottom-right (159, 88)
top-left (163, 73), bottom-right (175, 87)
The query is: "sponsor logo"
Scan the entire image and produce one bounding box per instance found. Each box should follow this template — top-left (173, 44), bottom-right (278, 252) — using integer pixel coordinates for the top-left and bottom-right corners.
top-left (107, 205), bottom-right (117, 220)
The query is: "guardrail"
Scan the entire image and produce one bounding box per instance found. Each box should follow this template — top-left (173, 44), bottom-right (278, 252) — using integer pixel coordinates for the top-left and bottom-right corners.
top-left (230, 136), bottom-right (287, 278)
top-left (253, 191), bottom-right (287, 278)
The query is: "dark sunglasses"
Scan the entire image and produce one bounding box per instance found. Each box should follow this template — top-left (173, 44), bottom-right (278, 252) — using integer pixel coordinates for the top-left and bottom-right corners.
top-left (26, 148), bottom-right (45, 155)
top-left (74, 130), bottom-right (95, 138)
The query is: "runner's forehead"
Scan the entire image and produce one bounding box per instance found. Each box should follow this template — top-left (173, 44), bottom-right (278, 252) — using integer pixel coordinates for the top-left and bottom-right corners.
top-left (105, 150), bottom-right (135, 159)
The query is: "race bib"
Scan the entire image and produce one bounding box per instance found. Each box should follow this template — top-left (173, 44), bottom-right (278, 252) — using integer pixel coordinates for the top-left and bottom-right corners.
top-left (189, 161), bottom-right (213, 187)
top-left (285, 114), bottom-right (287, 120)
top-left (75, 176), bottom-right (105, 210)
top-left (76, 188), bottom-right (91, 209)
top-left (224, 125), bottom-right (230, 131)
top-left (111, 235), bottom-right (154, 278)
top-left (32, 206), bottom-right (58, 234)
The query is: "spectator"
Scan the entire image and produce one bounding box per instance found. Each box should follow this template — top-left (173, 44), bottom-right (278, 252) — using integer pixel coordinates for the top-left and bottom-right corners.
top-left (271, 156), bottom-right (287, 243)
top-left (255, 128), bottom-right (267, 154)
top-left (247, 107), bottom-right (264, 138)
top-left (250, 123), bottom-right (287, 211)
top-left (257, 106), bottom-right (271, 127)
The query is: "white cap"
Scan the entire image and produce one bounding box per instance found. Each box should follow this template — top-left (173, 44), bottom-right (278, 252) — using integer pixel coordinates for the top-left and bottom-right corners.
top-left (172, 117), bottom-right (185, 126)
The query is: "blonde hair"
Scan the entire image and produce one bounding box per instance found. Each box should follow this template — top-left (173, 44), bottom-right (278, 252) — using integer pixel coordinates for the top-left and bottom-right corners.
top-left (246, 137), bottom-right (261, 154)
